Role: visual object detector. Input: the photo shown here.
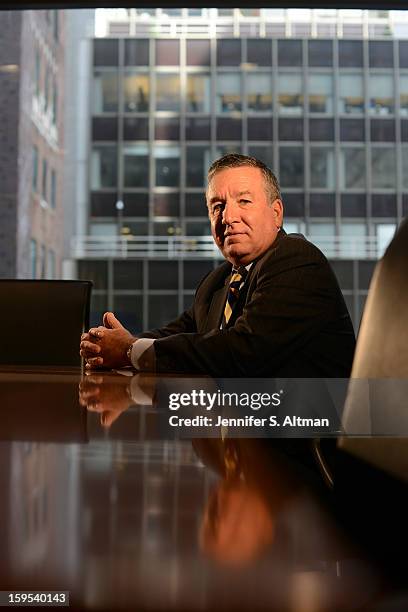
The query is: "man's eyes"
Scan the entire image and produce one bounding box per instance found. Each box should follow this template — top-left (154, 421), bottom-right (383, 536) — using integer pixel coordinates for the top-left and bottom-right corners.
top-left (239, 199), bottom-right (251, 204)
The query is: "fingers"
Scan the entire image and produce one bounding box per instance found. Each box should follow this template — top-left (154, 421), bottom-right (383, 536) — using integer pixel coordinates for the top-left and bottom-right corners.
top-left (80, 341), bottom-right (101, 356)
top-left (103, 311), bottom-right (124, 330)
top-left (85, 357), bottom-right (104, 367)
top-left (88, 326), bottom-right (105, 340)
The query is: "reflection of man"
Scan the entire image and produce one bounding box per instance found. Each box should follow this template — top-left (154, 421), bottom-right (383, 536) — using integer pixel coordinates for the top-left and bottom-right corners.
top-left (80, 154), bottom-right (355, 376)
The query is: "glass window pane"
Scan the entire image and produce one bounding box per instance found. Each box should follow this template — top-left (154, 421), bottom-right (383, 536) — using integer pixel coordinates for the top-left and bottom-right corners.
top-left (340, 118), bottom-right (365, 141)
top-left (149, 261), bottom-right (178, 290)
top-left (371, 148), bottom-right (396, 189)
top-left (154, 146), bottom-right (180, 187)
top-left (216, 118), bottom-right (242, 141)
top-left (185, 192), bottom-right (207, 217)
top-left (341, 193), bottom-right (366, 217)
top-left (279, 147), bottom-right (304, 187)
top-left (184, 261), bottom-right (214, 289)
top-left (217, 39), bottom-right (241, 66)
top-left (247, 145), bottom-right (273, 169)
top-left (372, 194), bottom-right (397, 217)
top-left (185, 117), bottom-right (211, 140)
top-left (153, 193), bottom-right (180, 216)
top-left (403, 147), bottom-right (408, 189)
top-left (113, 295), bottom-right (143, 334)
top-left (92, 72), bottom-right (118, 113)
top-left (247, 117), bottom-right (272, 140)
top-left (278, 40), bottom-right (302, 67)
top-left (308, 40), bottom-right (332, 67)
top-left (148, 295), bottom-right (179, 328)
top-left (247, 39), bottom-right (272, 67)
top-left (155, 40), bottom-right (180, 66)
top-left (156, 74), bottom-right (180, 111)
top-left (114, 261), bottom-right (143, 290)
top-left (309, 119), bottom-right (334, 141)
top-left (308, 73), bottom-right (333, 114)
top-left (339, 40), bottom-right (363, 67)
top-left (185, 221), bottom-right (211, 235)
top-left (91, 146), bottom-right (117, 189)
top-left (155, 118), bottom-right (180, 140)
top-left (399, 42), bottom-right (408, 69)
top-left (369, 74), bottom-right (394, 115)
top-left (124, 39), bottom-right (149, 66)
top-left (216, 73), bottom-right (242, 112)
top-left (278, 73), bottom-right (303, 115)
top-left (186, 74), bottom-right (211, 112)
top-left (93, 40), bottom-right (118, 66)
top-left (310, 147), bottom-right (335, 189)
top-left (123, 73), bottom-right (149, 112)
top-left (338, 73), bottom-right (364, 114)
top-left (92, 117), bottom-right (117, 141)
top-left (123, 118), bottom-right (149, 140)
top-left (186, 39), bottom-right (211, 66)
top-left (310, 193), bottom-right (335, 217)
top-left (400, 75), bottom-right (408, 117)
top-left (370, 119), bottom-right (395, 142)
top-left (122, 193), bottom-right (149, 217)
top-left (186, 146), bottom-right (212, 187)
top-left (247, 73), bottom-right (272, 112)
top-left (279, 118), bottom-right (303, 141)
top-left (369, 41), bottom-right (393, 68)
top-left (340, 148), bottom-right (366, 189)
top-left (123, 145), bottom-right (149, 187)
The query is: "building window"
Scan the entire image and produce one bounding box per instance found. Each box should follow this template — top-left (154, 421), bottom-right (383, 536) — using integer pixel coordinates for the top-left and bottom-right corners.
top-left (40, 245), bottom-right (46, 279)
top-left (339, 40), bottom-right (363, 68)
top-left (216, 73), bottom-right (242, 113)
top-left (310, 147), bottom-right (335, 189)
top-left (278, 40), bottom-right (302, 67)
top-left (339, 148), bottom-right (366, 189)
top-left (371, 148), bottom-right (396, 189)
top-left (30, 239), bottom-right (37, 279)
top-left (156, 74), bottom-right (180, 111)
top-left (50, 169), bottom-right (56, 209)
top-left (186, 39), bottom-right (211, 66)
top-left (369, 74), bottom-right (394, 115)
top-left (44, 67), bottom-right (50, 112)
top-left (32, 146), bottom-right (38, 191)
top-left (186, 146), bottom-right (211, 187)
top-left (154, 145), bottom-right (180, 187)
top-left (123, 117), bottom-right (148, 140)
top-left (247, 145), bottom-right (273, 169)
top-left (308, 73), bottom-right (333, 114)
top-left (93, 39), bottom-right (119, 67)
top-left (35, 49), bottom-right (40, 97)
top-left (155, 118), bottom-right (180, 140)
top-left (308, 40), bottom-right (332, 67)
top-left (91, 146), bottom-right (117, 189)
top-left (400, 75), bottom-right (408, 116)
top-left (338, 73), bottom-right (364, 114)
top-left (369, 41), bottom-right (393, 68)
top-left (42, 159), bottom-right (48, 202)
top-left (155, 40), bottom-right (180, 66)
top-left (125, 39), bottom-right (149, 66)
top-left (247, 39), bottom-right (272, 67)
top-left (402, 147), bottom-right (408, 189)
top-left (153, 193), bottom-right (180, 216)
top-left (52, 11), bottom-right (59, 41)
top-left (123, 145), bottom-right (149, 187)
top-left (186, 74), bottom-right (210, 113)
top-left (247, 73), bottom-right (272, 112)
top-left (52, 80), bottom-right (58, 124)
top-left (124, 72), bottom-right (149, 112)
top-left (216, 39), bottom-right (241, 66)
top-left (279, 147), bottom-right (304, 187)
top-left (48, 250), bottom-right (56, 279)
top-left (93, 72), bottom-right (118, 113)
top-left (278, 73), bottom-right (303, 115)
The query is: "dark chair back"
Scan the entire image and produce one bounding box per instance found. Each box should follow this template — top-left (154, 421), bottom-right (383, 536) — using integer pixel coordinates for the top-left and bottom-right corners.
top-left (0, 280), bottom-right (92, 366)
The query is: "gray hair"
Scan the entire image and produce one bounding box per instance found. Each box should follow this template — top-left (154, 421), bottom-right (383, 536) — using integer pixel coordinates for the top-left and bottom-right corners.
top-left (207, 153), bottom-right (282, 205)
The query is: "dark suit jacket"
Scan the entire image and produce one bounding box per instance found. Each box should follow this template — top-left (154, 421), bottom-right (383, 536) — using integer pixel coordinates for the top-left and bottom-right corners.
top-left (139, 231), bottom-right (355, 377)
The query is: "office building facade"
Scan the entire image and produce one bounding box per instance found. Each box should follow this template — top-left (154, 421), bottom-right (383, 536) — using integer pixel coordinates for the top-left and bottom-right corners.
top-left (72, 9), bottom-right (408, 331)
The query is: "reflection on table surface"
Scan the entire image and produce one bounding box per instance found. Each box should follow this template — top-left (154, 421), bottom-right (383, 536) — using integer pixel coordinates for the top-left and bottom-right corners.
top-left (0, 367), bottom-right (406, 611)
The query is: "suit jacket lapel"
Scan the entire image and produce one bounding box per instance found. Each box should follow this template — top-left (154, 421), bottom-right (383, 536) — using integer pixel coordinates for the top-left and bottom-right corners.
top-left (204, 282), bottom-right (229, 332)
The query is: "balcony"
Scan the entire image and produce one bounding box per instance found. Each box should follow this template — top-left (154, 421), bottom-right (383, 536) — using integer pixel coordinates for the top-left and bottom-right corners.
top-left (71, 234), bottom-right (384, 261)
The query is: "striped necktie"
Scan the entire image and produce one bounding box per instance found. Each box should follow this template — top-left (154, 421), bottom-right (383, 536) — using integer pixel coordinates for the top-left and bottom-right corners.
top-left (222, 267), bottom-right (248, 329)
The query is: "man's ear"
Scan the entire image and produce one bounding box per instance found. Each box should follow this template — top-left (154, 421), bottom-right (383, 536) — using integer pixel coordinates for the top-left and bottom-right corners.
top-left (272, 199), bottom-right (284, 228)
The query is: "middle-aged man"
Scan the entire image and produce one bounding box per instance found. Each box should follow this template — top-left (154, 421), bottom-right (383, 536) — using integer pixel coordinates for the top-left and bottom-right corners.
top-left (80, 154), bottom-right (355, 377)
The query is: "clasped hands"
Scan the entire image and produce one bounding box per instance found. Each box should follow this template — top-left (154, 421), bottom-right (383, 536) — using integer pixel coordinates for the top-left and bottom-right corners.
top-left (80, 311), bottom-right (135, 370)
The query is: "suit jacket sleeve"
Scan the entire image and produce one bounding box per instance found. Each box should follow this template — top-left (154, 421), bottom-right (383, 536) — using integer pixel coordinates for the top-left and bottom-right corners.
top-left (151, 237), bottom-right (352, 377)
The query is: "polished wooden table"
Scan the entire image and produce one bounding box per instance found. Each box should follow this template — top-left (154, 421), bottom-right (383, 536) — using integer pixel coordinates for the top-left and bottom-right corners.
top-left (0, 367), bottom-right (406, 611)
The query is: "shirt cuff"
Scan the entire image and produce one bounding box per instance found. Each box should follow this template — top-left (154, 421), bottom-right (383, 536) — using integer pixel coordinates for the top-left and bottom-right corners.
top-left (130, 338), bottom-right (156, 371)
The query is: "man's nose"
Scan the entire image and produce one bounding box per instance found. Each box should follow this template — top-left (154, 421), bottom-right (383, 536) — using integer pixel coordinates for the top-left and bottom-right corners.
top-left (222, 200), bottom-right (239, 226)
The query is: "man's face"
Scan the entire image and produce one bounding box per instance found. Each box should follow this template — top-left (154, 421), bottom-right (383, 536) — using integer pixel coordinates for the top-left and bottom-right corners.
top-left (207, 166), bottom-right (283, 267)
